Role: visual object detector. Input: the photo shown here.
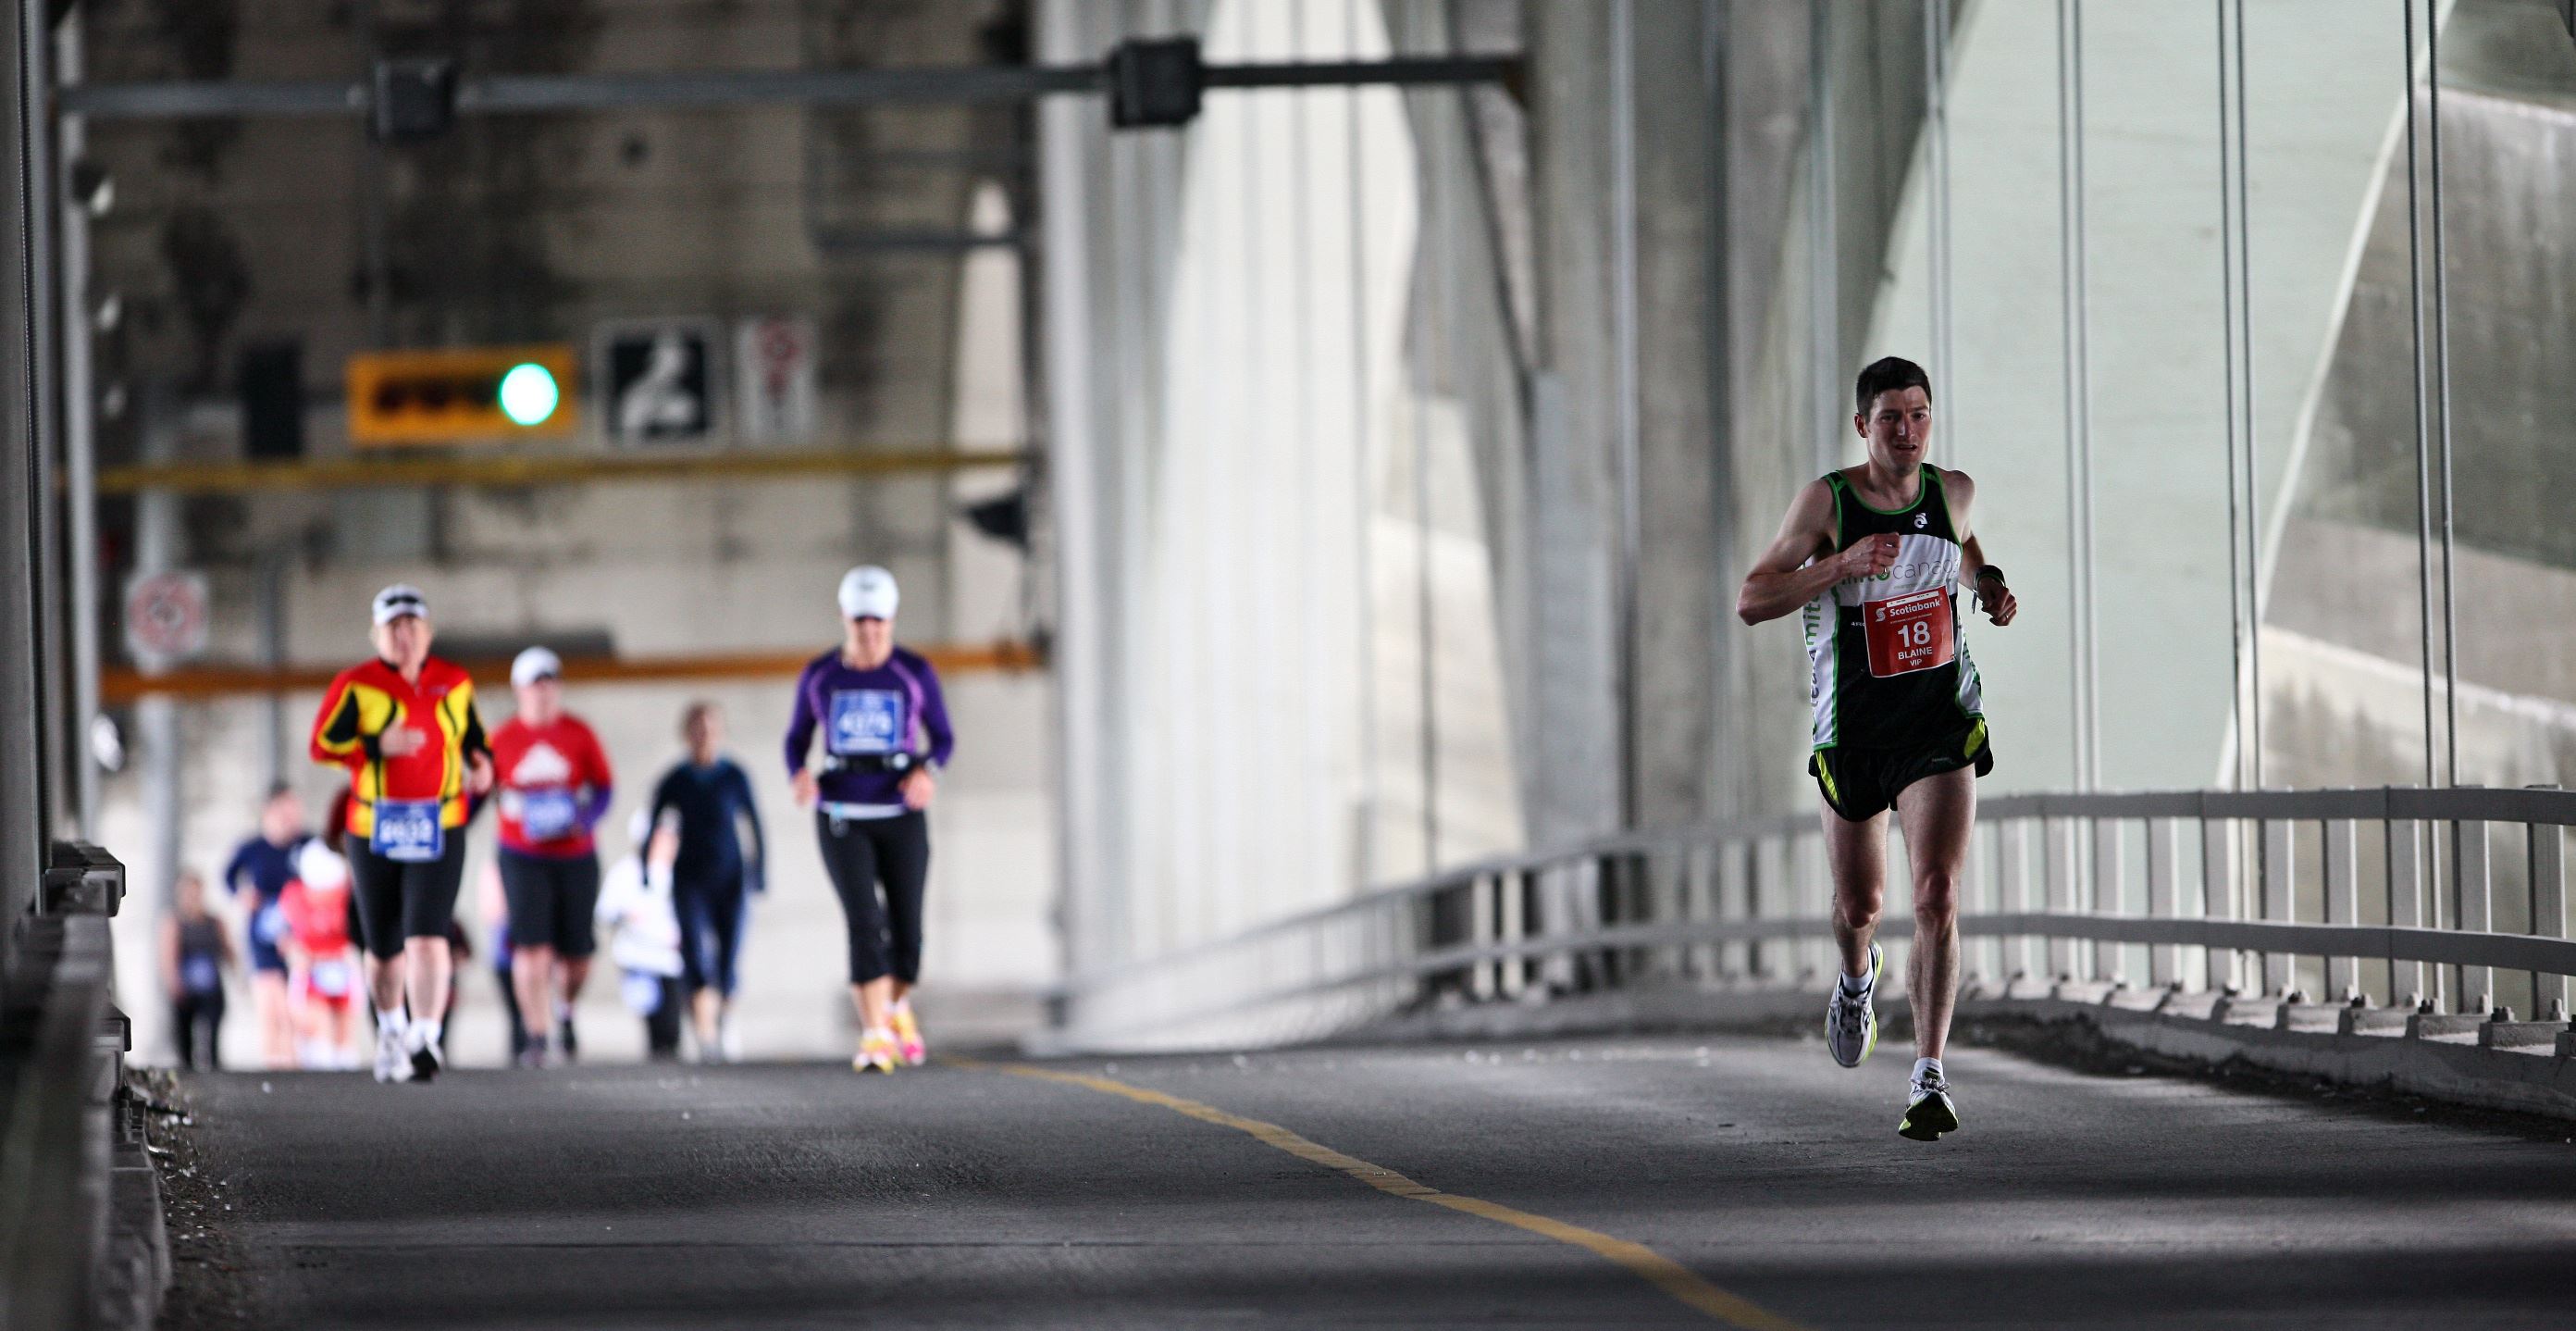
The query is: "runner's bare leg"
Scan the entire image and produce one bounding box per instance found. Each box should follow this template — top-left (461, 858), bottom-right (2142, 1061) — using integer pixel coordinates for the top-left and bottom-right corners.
top-left (1896, 765), bottom-right (1976, 1062)
top-left (1824, 805), bottom-right (1889, 981)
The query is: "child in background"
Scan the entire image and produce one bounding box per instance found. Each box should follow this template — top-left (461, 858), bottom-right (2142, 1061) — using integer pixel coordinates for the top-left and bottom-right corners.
top-left (281, 840), bottom-right (364, 1069)
top-left (161, 869), bottom-right (236, 1070)
top-left (595, 809), bottom-right (687, 1061)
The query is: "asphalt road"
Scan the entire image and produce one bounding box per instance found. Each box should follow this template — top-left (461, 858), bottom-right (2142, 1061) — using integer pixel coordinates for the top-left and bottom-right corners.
top-left (178, 1035), bottom-right (2576, 1329)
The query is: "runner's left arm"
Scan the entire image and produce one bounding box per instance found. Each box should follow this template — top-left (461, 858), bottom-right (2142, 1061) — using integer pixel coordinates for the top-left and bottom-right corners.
top-left (918, 663), bottom-right (955, 771)
top-left (1945, 472), bottom-right (2018, 627)
top-left (456, 682), bottom-right (496, 794)
top-left (579, 725), bottom-right (615, 831)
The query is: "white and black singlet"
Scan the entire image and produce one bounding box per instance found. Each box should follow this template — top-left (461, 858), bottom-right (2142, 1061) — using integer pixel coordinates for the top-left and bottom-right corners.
top-left (1801, 465), bottom-right (1988, 760)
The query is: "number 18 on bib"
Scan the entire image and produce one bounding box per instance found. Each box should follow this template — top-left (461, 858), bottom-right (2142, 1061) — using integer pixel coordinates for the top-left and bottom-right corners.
top-left (1864, 588), bottom-right (1956, 678)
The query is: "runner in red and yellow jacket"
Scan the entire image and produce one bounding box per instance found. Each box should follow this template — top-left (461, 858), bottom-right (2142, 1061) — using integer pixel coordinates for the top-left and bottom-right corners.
top-left (308, 583), bottom-right (494, 1084)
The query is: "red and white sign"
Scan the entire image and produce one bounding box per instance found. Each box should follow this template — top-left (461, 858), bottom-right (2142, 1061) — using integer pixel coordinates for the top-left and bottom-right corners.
top-left (1863, 587), bottom-right (1954, 678)
top-left (734, 316), bottom-right (816, 444)
top-left (124, 569), bottom-right (211, 663)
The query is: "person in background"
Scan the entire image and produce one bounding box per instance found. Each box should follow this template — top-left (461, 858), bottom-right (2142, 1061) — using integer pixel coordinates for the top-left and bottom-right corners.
top-left (595, 807), bottom-right (687, 1061)
top-left (489, 647), bottom-right (615, 1067)
top-left (162, 869), bottom-right (235, 1071)
top-left (649, 702), bottom-right (766, 1063)
top-left (280, 840), bottom-right (363, 1070)
top-left (220, 783), bottom-right (309, 1069)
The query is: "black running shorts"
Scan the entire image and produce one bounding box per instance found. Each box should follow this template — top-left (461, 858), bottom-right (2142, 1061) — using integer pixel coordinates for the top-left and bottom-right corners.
top-left (346, 834), bottom-right (469, 959)
top-left (497, 849), bottom-right (602, 958)
top-left (1809, 716), bottom-right (1993, 823)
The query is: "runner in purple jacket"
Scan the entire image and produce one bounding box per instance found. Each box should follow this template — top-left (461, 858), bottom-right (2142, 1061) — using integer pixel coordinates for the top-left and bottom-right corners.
top-left (786, 565), bottom-right (954, 1073)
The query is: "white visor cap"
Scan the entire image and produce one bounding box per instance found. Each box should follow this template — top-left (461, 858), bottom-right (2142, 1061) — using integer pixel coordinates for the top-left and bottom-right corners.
top-left (371, 584), bottom-right (429, 626)
top-left (837, 565), bottom-right (899, 620)
top-left (294, 840), bottom-right (350, 891)
top-left (511, 646), bottom-right (564, 689)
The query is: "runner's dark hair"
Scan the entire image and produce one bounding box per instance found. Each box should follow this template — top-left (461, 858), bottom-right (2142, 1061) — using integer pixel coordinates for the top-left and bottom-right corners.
top-left (1855, 356), bottom-right (1932, 414)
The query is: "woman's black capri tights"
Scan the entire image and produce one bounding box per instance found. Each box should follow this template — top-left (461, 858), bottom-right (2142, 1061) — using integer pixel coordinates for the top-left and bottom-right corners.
top-left (816, 810), bottom-right (930, 986)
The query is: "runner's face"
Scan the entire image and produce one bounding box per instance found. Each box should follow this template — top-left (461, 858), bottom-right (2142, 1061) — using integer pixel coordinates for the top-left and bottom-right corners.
top-left (687, 710), bottom-right (723, 757)
top-left (262, 790), bottom-right (303, 841)
top-left (373, 615), bottom-right (433, 671)
top-left (514, 677), bottom-right (562, 726)
top-left (1854, 387), bottom-right (1933, 469)
top-left (848, 616), bottom-right (893, 663)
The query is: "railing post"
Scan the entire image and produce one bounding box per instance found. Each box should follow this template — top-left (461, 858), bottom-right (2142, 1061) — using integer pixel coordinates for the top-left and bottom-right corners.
top-left (2093, 817), bottom-right (2124, 984)
top-left (2385, 815), bottom-right (2427, 1007)
top-left (2260, 818), bottom-right (2295, 998)
top-left (1471, 873), bottom-right (1497, 1001)
top-left (1998, 816), bottom-right (2032, 982)
top-left (2045, 816), bottom-right (2074, 981)
top-left (2527, 790), bottom-right (2566, 1021)
top-left (2323, 817), bottom-right (2359, 1001)
top-left (2456, 813), bottom-right (2494, 1014)
top-left (1501, 867), bottom-right (1529, 998)
top-left (2145, 817), bottom-right (2178, 988)
top-left (2201, 815), bottom-right (2237, 992)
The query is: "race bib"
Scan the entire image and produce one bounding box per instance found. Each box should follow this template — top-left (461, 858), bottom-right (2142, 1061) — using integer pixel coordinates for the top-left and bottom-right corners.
top-left (623, 972), bottom-right (667, 1016)
top-left (520, 789), bottom-right (580, 841)
top-left (310, 958), bottom-right (353, 998)
top-left (371, 800), bottom-right (444, 864)
top-left (254, 902), bottom-right (289, 944)
top-left (1864, 587), bottom-right (1956, 678)
top-left (828, 689), bottom-right (906, 756)
top-left (181, 955), bottom-right (221, 995)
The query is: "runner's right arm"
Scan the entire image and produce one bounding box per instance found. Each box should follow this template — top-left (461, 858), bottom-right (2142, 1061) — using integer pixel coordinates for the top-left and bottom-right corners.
top-left (1735, 479), bottom-right (1895, 625)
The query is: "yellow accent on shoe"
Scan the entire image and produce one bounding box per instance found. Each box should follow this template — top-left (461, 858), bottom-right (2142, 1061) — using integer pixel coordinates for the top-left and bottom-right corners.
top-left (855, 1029), bottom-right (899, 1074)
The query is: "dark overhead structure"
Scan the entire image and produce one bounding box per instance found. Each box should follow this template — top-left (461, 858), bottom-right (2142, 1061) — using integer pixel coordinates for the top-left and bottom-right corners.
top-left (58, 42), bottom-right (1518, 131)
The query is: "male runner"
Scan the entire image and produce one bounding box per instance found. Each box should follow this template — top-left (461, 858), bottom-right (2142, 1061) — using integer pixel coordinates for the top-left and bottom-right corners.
top-left (1735, 355), bottom-right (2018, 1141)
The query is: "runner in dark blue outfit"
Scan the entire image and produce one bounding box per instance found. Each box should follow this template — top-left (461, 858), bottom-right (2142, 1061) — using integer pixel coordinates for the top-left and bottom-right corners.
top-left (649, 702), bottom-right (765, 1063)
top-left (221, 783), bottom-right (309, 1069)
top-left (786, 566), bottom-right (954, 1074)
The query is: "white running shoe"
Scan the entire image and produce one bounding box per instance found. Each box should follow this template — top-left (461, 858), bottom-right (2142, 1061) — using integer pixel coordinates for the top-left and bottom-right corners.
top-left (1826, 942), bottom-right (1882, 1069)
top-left (1900, 1068), bottom-right (1960, 1141)
top-left (373, 1021), bottom-right (410, 1084)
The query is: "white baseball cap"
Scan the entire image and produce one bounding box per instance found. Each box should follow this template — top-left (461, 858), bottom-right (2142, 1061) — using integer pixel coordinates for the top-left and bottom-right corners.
top-left (837, 565), bottom-right (899, 620)
top-left (294, 840), bottom-right (349, 891)
top-left (511, 646), bottom-right (564, 689)
top-left (371, 584), bottom-right (428, 626)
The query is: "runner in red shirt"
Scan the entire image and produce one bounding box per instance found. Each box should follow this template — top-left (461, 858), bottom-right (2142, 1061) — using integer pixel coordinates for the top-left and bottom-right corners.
top-left (489, 647), bottom-right (615, 1066)
top-left (280, 840), bottom-right (363, 1070)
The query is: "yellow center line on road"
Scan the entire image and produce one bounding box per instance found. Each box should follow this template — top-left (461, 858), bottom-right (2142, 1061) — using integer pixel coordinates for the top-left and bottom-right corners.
top-left (973, 1060), bottom-right (1811, 1331)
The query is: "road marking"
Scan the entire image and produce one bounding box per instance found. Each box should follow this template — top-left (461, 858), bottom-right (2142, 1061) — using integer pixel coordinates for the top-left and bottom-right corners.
top-left (984, 1062), bottom-right (1810, 1330)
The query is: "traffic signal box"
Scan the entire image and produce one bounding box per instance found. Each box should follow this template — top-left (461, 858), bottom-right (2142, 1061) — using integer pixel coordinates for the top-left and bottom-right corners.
top-left (346, 344), bottom-right (578, 445)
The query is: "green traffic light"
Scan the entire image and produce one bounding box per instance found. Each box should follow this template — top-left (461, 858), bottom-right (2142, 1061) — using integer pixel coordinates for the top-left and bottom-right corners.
top-left (499, 362), bottom-right (560, 427)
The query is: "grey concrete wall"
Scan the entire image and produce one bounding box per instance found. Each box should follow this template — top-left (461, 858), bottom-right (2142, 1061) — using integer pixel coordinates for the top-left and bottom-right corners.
top-left (2293, 0), bottom-right (2576, 570)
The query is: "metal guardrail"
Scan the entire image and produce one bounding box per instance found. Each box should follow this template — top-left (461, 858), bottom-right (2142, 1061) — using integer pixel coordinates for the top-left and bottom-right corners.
top-left (1050, 786), bottom-right (2576, 1052)
top-left (0, 843), bottom-right (138, 1331)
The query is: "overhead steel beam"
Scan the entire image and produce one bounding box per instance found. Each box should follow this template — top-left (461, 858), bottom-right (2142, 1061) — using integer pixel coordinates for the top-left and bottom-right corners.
top-left (91, 445), bottom-right (1027, 496)
top-left (55, 56), bottom-right (1518, 122)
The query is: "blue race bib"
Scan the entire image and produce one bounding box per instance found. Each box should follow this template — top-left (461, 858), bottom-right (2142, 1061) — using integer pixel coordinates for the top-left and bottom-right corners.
top-left (181, 955), bottom-right (221, 995)
top-left (828, 689), bottom-right (906, 756)
top-left (371, 800), bottom-right (444, 864)
top-left (309, 958), bottom-right (353, 998)
top-left (520, 789), bottom-right (580, 840)
top-left (253, 902), bottom-right (288, 944)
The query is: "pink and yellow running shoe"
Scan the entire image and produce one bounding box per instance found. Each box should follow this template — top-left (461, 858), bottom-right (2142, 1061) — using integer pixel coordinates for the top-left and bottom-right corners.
top-left (854, 1027), bottom-right (898, 1075)
top-left (890, 1004), bottom-right (928, 1066)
